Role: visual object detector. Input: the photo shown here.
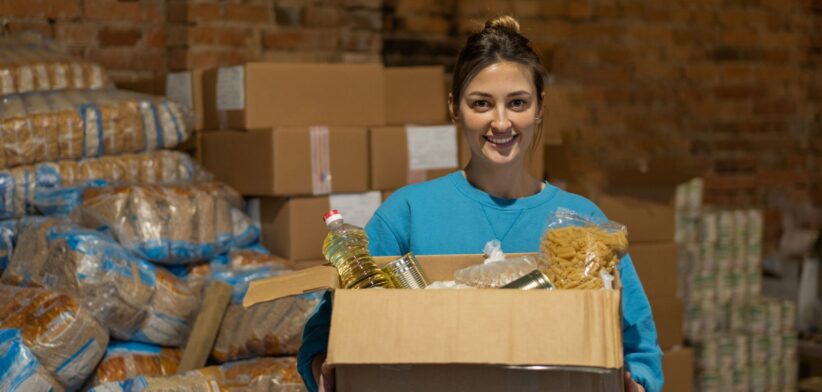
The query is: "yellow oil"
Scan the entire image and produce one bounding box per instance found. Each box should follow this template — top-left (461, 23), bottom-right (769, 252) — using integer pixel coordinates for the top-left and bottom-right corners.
top-left (322, 223), bottom-right (393, 289)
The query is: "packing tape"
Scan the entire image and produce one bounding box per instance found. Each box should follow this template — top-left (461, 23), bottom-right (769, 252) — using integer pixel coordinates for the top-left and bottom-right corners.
top-left (310, 126), bottom-right (332, 195)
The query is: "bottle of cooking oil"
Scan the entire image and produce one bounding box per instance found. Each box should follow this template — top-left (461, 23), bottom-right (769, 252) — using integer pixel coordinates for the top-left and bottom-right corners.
top-left (322, 210), bottom-right (394, 289)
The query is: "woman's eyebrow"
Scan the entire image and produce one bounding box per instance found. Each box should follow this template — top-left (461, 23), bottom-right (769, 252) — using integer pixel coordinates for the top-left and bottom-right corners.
top-left (466, 90), bottom-right (532, 97)
top-left (507, 90), bottom-right (532, 97)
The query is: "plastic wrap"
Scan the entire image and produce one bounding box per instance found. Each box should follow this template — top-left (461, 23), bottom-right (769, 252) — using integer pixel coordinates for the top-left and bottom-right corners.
top-left (90, 342), bottom-right (181, 387)
top-left (76, 182), bottom-right (242, 265)
top-left (0, 285), bottom-right (109, 390)
top-left (0, 150), bottom-right (208, 219)
top-left (0, 220), bottom-right (16, 272)
top-left (0, 328), bottom-right (65, 392)
top-left (89, 356), bottom-right (305, 392)
top-left (232, 207), bottom-right (262, 248)
top-left (539, 208), bottom-right (628, 289)
top-left (0, 88), bottom-right (192, 168)
top-left (2, 218), bottom-right (201, 346)
top-left (0, 38), bottom-right (110, 96)
top-left (453, 240), bottom-right (540, 288)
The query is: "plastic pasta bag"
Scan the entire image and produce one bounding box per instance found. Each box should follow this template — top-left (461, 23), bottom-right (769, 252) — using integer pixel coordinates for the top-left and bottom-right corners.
top-left (89, 342), bottom-right (181, 387)
top-left (0, 285), bottom-right (109, 390)
top-left (453, 240), bottom-right (539, 288)
top-left (539, 208), bottom-right (628, 290)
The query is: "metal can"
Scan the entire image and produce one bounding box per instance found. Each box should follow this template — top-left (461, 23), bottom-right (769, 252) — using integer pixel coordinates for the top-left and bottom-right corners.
top-left (501, 269), bottom-right (553, 290)
top-left (782, 332), bottom-right (797, 360)
top-left (733, 366), bottom-right (750, 392)
top-left (381, 252), bottom-right (429, 289)
top-left (749, 364), bottom-right (767, 392)
top-left (716, 269), bottom-right (733, 303)
top-left (750, 333), bottom-right (769, 365)
top-left (729, 270), bottom-right (747, 302)
top-left (733, 334), bottom-right (749, 369)
top-left (698, 369), bottom-right (720, 392)
top-left (700, 211), bottom-right (718, 244)
top-left (747, 209), bottom-right (763, 246)
top-left (782, 358), bottom-right (798, 389)
top-left (781, 300), bottom-right (796, 332)
top-left (765, 299), bottom-right (782, 334)
top-left (767, 361), bottom-right (781, 391)
top-left (718, 334), bottom-right (735, 369)
top-left (734, 209), bottom-right (749, 243)
top-left (768, 332), bottom-right (783, 361)
top-left (728, 303), bottom-right (747, 333)
top-left (696, 338), bottom-right (719, 371)
top-left (718, 210), bottom-right (736, 244)
top-left (747, 301), bottom-right (767, 334)
top-left (747, 268), bottom-right (762, 297)
top-left (718, 367), bottom-right (734, 391)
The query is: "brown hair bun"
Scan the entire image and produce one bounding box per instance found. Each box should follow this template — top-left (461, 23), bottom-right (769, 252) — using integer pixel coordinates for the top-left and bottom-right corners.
top-left (484, 15), bottom-right (520, 34)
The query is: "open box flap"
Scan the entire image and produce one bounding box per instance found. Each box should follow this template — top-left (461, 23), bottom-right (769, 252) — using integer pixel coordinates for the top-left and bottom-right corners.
top-left (243, 265), bottom-right (339, 308)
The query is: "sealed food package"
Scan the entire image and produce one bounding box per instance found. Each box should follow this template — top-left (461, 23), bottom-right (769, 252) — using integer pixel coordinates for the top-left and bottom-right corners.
top-left (90, 342), bottom-right (181, 387)
top-left (89, 356), bottom-right (305, 392)
top-left (0, 328), bottom-right (64, 392)
top-left (211, 265), bottom-right (319, 362)
top-left (0, 285), bottom-right (109, 390)
top-left (454, 239), bottom-right (540, 288)
top-left (539, 208), bottom-right (628, 289)
top-left (0, 88), bottom-right (191, 168)
top-left (0, 38), bottom-right (110, 95)
top-left (2, 218), bottom-right (201, 346)
top-left (77, 182), bottom-right (241, 264)
top-left (0, 220), bottom-right (16, 272)
top-left (232, 207), bottom-right (262, 248)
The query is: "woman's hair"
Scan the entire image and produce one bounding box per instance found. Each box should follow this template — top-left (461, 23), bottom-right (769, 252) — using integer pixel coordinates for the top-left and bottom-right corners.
top-left (451, 15), bottom-right (548, 150)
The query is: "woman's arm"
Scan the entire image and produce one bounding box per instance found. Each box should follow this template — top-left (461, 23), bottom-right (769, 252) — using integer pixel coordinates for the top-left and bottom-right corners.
top-left (297, 290), bottom-right (333, 392)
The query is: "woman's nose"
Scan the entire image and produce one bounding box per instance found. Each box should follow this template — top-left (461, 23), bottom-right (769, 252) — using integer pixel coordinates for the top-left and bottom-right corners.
top-left (491, 111), bottom-right (512, 131)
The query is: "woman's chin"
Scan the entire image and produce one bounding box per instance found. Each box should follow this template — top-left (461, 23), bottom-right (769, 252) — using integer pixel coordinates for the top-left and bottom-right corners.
top-left (479, 146), bottom-right (522, 166)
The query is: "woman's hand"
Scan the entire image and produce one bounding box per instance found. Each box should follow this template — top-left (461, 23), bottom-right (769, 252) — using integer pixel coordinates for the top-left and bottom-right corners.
top-left (624, 372), bottom-right (645, 392)
top-left (312, 354), bottom-right (336, 392)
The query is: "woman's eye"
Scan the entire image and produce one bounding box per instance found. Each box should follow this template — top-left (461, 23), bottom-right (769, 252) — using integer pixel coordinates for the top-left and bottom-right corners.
top-left (472, 100), bottom-right (491, 109)
top-left (510, 99), bottom-right (528, 109)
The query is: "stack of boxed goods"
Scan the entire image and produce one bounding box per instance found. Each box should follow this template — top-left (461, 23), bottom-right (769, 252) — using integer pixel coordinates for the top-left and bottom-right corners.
top-left (676, 179), bottom-right (798, 391)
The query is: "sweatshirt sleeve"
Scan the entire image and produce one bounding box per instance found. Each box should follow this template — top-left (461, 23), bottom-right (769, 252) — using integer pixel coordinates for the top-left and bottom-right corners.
top-left (297, 290), bottom-right (333, 392)
top-left (365, 211), bottom-right (406, 257)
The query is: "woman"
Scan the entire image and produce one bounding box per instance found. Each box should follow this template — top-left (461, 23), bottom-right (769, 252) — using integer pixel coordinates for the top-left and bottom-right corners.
top-left (298, 15), bottom-right (663, 392)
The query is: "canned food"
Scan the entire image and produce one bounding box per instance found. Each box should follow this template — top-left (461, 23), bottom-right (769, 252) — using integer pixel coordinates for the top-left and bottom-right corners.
top-left (747, 269), bottom-right (762, 297)
top-left (381, 252), bottom-right (429, 289)
top-left (718, 210), bottom-right (736, 244)
top-left (768, 332), bottom-right (783, 361)
top-left (729, 270), bottom-right (747, 302)
top-left (698, 370), bottom-right (720, 392)
top-left (782, 332), bottom-right (797, 360)
top-left (747, 209), bottom-right (763, 245)
top-left (749, 364), bottom-right (767, 392)
top-left (501, 269), bottom-right (553, 290)
top-left (765, 299), bottom-right (782, 333)
top-left (747, 301), bottom-right (767, 334)
top-left (750, 333), bottom-right (769, 365)
top-left (733, 334), bottom-right (749, 369)
top-left (716, 270), bottom-right (733, 303)
top-left (734, 209), bottom-right (749, 243)
top-left (699, 243), bottom-right (717, 271)
top-left (696, 338), bottom-right (719, 371)
top-left (781, 300), bottom-right (796, 332)
top-left (782, 358), bottom-right (798, 389)
top-left (689, 178), bottom-right (704, 210)
top-left (767, 362), bottom-right (781, 391)
top-left (718, 368), bottom-right (734, 391)
top-left (728, 304), bottom-right (747, 333)
top-left (700, 211), bottom-right (718, 244)
top-left (718, 334), bottom-right (735, 369)
top-left (733, 366), bottom-right (750, 392)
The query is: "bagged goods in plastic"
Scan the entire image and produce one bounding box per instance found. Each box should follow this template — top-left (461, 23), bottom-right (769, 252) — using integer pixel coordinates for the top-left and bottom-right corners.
top-left (0, 220), bottom-right (16, 272)
top-left (232, 208), bottom-right (261, 248)
top-left (90, 357), bottom-right (305, 392)
top-left (0, 37), bottom-right (109, 96)
top-left (77, 182), bottom-right (242, 265)
top-left (454, 240), bottom-right (540, 288)
top-left (0, 88), bottom-right (191, 168)
top-left (0, 285), bottom-right (109, 390)
top-left (0, 328), bottom-right (65, 392)
top-left (2, 219), bottom-right (201, 346)
top-left (0, 150), bottom-right (208, 219)
top-left (90, 342), bottom-right (181, 386)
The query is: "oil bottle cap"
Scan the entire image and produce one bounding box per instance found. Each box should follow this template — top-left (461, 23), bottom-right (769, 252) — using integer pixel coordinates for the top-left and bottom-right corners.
top-left (323, 210), bottom-right (342, 225)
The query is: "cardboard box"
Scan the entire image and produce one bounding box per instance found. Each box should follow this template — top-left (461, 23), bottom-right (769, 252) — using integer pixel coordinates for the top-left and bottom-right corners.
top-left (369, 125), bottom-right (458, 190)
top-left (260, 192), bottom-right (383, 261)
top-left (203, 63), bottom-right (384, 129)
top-left (595, 194), bottom-right (676, 243)
top-left (384, 66), bottom-right (448, 125)
top-left (629, 242), bottom-right (678, 298)
top-left (166, 69), bottom-right (207, 130)
top-left (649, 297), bottom-right (683, 350)
top-left (244, 254), bottom-right (624, 392)
top-left (661, 347), bottom-right (694, 392)
top-left (201, 128), bottom-right (369, 196)
top-left (458, 132), bottom-right (545, 180)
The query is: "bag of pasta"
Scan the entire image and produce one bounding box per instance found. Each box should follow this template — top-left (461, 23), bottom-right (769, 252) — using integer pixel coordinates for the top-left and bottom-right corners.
top-left (539, 208), bottom-right (628, 290)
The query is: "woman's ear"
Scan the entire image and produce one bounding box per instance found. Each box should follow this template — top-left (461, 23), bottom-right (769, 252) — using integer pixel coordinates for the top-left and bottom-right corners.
top-left (536, 91), bottom-right (546, 122)
top-left (448, 93), bottom-right (458, 123)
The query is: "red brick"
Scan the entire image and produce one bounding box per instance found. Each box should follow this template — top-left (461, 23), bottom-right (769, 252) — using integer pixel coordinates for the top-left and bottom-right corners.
top-left (99, 28), bottom-right (142, 47)
top-left (177, 48), bottom-right (250, 70)
top-left (721, 30), bottom-right (760, 46)
top-left (458, 0), bottom-right (514, 17)
top-left (168, 1), bottom-right (223, 23)
top-left (718, 9), bottom-right (770, 28)
top-left (403, 15), bottom-right (450, 34)
top-left (341, 30), bottom-right (382, 52)
top-left (0, 0), bottom-right (80, 18)
top-left (343, 0), bottom-right (381, 8)
top-left (84, 0), bottom-right (163, 22)
top-left (303, 6), bottom-right (344, 27)
top-left (187, 26), bottom-right (257, 47)
top-left (714, 85), bottom-right (759, 100)
top-left (55, 23), bottom-right (98, 45)
top-left (224, 4), bottom-right (270, 23)
top-left (5, 21), bottom-right (54, 38)
top-left (754, 100), bottom-right (797, 115)
top-left (263, 28), bottom-right (341, 51)
top-left (88, 48), bottom-right (165, 72)
top-left (347, 9), bottom-right (383, 31)
top-left (567, 0), bottom-right (592, 19)
top-left (143, 28), bottom-right (168, 48)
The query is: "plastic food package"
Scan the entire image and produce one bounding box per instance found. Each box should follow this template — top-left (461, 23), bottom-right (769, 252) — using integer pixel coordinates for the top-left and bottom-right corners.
top-left (90, 342), bottom-right (181, 387)
top-left (0, 150), bottom-right (208, 219)
top-left (232, 208), bottom-right (262, 248)
top-left (454, 240), bottom-right (540, 288)
top-left (76, 182), bottom-right (242, 265)
top-left (0, 285), bottom-right (109, 390)
top-left (0, 328), bottom-right (65, 392)
top-left (539, 208), bottom-right (628, 290)
top-left (2, 218), bottom-right (201, 346)
top-left (211, 264), bottom-right (320, 362)
top-left (0, 37), bottom-right (110, 96)
top-left (0, 220), bottom-right (16, 272)
top-left (89, 356), bottom-right (305, 392)
top-left (0, 88), bottom-right (191, 168)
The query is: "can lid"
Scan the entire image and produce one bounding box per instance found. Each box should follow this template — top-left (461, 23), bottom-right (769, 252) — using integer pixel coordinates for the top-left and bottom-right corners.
top-left (323, 210), bottom-right (342, 225)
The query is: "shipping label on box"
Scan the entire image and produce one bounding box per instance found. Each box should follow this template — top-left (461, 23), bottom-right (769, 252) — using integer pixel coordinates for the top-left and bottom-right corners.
top-left (370, 126), bottom-right (457, 190)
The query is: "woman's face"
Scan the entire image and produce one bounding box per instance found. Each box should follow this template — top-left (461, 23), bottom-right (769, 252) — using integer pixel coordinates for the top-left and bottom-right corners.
top-left (455, 61), bottom-right (541, 167)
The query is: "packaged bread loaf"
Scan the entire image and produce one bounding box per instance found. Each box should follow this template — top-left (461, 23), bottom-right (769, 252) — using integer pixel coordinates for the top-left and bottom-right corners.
top-left (90, 342), bottom-right (181, 387)
top-left (0, 36), bottom-right (109, 96)
top-left (2, 218), bottom-right (201, 346)
top-left (0, 88), bottom-right (191, 168)
top-left (0, 285), bottom-right (109, 390)
top-left (0, 220), bottom-right (16, 272)
top-left (77, 182), bottom-right (241, 265)
top-left (0, 328), bottom-right (65, 392)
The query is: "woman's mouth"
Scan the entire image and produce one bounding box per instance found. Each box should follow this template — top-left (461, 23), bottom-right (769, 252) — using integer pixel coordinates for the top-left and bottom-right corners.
top-left (483, 133), bottom-right (519, 148)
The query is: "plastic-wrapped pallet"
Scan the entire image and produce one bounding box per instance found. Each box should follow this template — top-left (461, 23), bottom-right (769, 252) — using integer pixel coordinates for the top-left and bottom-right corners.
top-left (76, 182), bottom-right (242, 265)
top-left (0, 150), bottom-right (209, 219)
top-left (0, 88), bottom-right (191, 168)
top-left (0, 285), bottom-right (109, 390)
top-left (0, 328), bottom-right (64, 392)
top-left (89, 357), bottom-right (305, 392)
top-left (2, 218), bottom-right (201, 346)
top-left (90, 342), bottom-right (181, 387)
top-left (0, 37), bottom-right (110, 96)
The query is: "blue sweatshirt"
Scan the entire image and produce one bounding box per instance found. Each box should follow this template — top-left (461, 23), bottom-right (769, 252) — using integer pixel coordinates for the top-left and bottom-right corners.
top-left (297, 172), bottom-right (664, 392)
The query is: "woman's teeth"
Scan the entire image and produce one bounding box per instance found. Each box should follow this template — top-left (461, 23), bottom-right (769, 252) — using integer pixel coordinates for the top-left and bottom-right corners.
top-left (485, 134), bottom-right (517, 144)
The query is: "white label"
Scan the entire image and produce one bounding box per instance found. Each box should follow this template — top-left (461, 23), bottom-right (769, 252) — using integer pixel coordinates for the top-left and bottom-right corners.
top-left (216, 65), bottom-right (245, 111)
top-left (329, 191), bottom-right (382, 228)
top-left (405, 125), bottom-right (458, 171)
top-left (166, 72), bottom-right (193, 109)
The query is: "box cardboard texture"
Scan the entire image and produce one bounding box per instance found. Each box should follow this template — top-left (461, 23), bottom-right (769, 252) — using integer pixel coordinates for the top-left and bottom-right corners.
top-left (384, 66), bottom-right (448, 125)
top-left (244, 255), bottom-right (624, 392)
top-left (629, 242), bottom-right (678, 298)
top-left (596, 194), bottom-right (676, 243)
top-left (203, 63), bottom-right (385, 129)
top-left (649, 297), bottom-right (683, 350)
top-left (661, 347), bottom-right (694, 392)
top-left (166, 69), bottom-right (206, 130)
top-left (200, 128), bottom-right (369, 196)
top-left (369, 126), bottom-right (458, 190)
